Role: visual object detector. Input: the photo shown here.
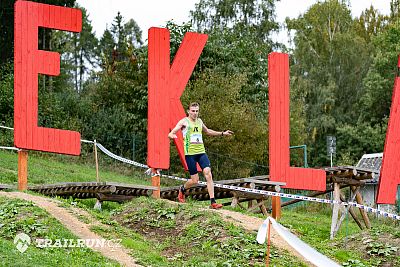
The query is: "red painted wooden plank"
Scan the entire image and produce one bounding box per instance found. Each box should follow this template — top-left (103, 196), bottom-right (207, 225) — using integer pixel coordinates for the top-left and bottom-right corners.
top-left (282, 54), bottom-right (290, 183)
top-left (27, 3), bottom-right (36, 149)
top-left (170, 33), bottom-right (195, 95)
top-left (170, 33), bottom-right (206, 99)
top-left (41, 4), bottom-right (49, 32)
top-left (36, 51), bottom-right (60, 75)
top-left (149, 27), bottom-right (156, 165)
top-left (268, 53), bottom-right (277, 184)
top-left (160, 29), bottom-right (169, 166)
top-left (37, 3), bottom-right (81, 32)
top-left (147, 27), bottom-right (170, 169)
top-left (14, 1), bottom-right (81, 156)
top-left (268, 52), bottom-right (325, 191)
top-left (376, 56), bottom-right (400, 204)
top-left (14, 1), bottom-right (26, 147)
top-left (377, 76), bottom-right (400, 204)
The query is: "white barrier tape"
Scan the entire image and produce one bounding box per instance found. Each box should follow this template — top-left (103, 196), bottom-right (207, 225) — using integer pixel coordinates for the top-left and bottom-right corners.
top-left (79, 142), bottom-right (400, 221)
top-left (257, 217), bottom-right (341, 267)
top-left (0, 125), bottom-right (13, 130)
top-left (81, 139), bottom-right (94, 144)
top-left (0, 146), bottom-right (19, 151)
top-left (95, 143), bottom-right (149, 169)
top-left (156, 172), bottom-right (400, 221)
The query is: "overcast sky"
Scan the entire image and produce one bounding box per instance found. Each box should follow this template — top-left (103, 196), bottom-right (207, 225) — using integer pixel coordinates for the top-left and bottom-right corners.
top-left (76, 0), bottom-right (392, 44)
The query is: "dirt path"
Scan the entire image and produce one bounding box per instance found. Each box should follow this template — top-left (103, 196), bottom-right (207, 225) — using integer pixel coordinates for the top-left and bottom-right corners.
top-left (0, 191), bottom-right (141, 267)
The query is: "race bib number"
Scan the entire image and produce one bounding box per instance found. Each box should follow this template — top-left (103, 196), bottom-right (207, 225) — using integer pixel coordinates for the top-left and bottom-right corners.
top-left (190, 134), bottom-right (203, 144)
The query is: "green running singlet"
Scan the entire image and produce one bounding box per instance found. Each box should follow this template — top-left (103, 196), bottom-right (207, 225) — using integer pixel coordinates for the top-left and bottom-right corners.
top-left (182, 118), bottom-right (206, 155)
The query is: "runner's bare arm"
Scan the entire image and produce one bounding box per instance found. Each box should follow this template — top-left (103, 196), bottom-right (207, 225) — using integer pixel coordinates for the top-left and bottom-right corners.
top-left (202, 122), bottom-right (234, 136)
top-left (168, 119), bottom-right (187, 139)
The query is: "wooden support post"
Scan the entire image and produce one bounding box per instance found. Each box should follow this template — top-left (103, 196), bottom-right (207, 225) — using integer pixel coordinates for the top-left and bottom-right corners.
top-left (351, 186), bottom-right (371, 229)
top-left (255, 199), bottom-right (268, 216)
top-left (247, 182), bottom-right (255, 209)
top-left (94, 140), bottom-right (100, 182)
top-left (231, 194), bottom-right (239, 207)
top-left (330, 182), bottom-right (341, 240)
top-left (272, 196), bottom-right (281, 220)
top-left (248, 199), bottom-right (254, 209)
top-left (333, 189), bottom-right (360, 236)
top-left (340, 194), bottom-right (364, 230)
top-left (18, 150), bottom-right (28, 191)
top-left (151, 169), bottom-right (160, 199)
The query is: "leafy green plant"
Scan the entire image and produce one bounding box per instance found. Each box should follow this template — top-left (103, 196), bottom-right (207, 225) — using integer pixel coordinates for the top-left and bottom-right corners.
top-left (366, 241), bottom-right (398, 257)
top-left (342, 259), bottom-right (368, 267)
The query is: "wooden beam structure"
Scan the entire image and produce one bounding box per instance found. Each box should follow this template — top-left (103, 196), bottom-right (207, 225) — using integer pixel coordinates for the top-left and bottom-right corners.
top-left (17, 150), bottom-right (28, 191)
top-left (272, 196), bottom-right (281, 220)
top-left (151, 169), bottom-right (160, 199)
top-left (325, 167), bottom-right (374, 239)
top-left (29, 182), bottom-right (158, 201)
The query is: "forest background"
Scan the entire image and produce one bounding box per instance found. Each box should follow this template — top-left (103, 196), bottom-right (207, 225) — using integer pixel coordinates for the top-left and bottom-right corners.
top-left (0, 0), bottom-right (399, 179)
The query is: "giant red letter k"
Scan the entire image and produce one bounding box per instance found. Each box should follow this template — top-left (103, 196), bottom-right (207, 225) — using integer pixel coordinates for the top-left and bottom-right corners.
top-left (147, 28), bottom-right (208, 169)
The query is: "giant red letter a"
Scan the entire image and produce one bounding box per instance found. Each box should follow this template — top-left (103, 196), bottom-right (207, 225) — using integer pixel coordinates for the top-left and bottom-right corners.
top-left (14, 1), bottom-right (81, 155)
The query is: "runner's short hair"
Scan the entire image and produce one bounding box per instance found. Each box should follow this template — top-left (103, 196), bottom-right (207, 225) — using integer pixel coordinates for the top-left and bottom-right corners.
top-left (188, 102), bottom-right (200, 109)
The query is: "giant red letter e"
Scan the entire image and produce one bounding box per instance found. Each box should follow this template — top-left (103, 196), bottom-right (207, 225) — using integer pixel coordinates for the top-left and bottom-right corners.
top-left (268, 53), bottom-right (326, 191)
top-left (14, 1), bottom-right (81, 155)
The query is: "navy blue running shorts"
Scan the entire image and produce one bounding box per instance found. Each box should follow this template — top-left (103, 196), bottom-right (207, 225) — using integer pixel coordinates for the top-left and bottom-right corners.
top-left (185, 153), bottom-right (211, 175)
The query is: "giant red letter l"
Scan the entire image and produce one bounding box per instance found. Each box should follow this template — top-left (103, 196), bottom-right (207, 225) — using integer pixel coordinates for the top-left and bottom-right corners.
top-left (268, 52), bottom-right (326, 191)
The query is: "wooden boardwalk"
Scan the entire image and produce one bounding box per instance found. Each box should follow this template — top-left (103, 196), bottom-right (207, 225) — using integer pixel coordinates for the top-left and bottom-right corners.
top-left (28, 182), bottom-right (159, 202)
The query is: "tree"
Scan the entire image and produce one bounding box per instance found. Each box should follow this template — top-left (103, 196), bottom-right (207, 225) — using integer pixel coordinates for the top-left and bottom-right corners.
top-left (99, 28), bottom-right (116, 70)
top-left (0, 64), bottom-right (13, 125)
top-left (353, 6), bottom-right (389, 44)
top-left (190, 0), bottom-right (278, 42)
top-left (48, 5), bottom-right (99, 93)
top-left (83, 12), bottom-right (148, 161)
top-left (389, 0), bottom-right (400, 24)
top-left (359, 21), bottom-right (400, 125)
top-left (189, 0), bottom-right (279, 114)
top-left (0, 0), bottom-right (15, 65)
top-left (179, 69), bottom-right (269, 178)
top-left (71, 5), bottom-right (99, 92)
top-left (286, 0), bottom-right (372, 165)
top-left (100, 12), bottom-right (143, 74)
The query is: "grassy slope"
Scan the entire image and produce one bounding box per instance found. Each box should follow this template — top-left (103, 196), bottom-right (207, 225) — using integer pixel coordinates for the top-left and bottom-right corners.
top-left (278, 205), bottom-right (400, 266)
top-left (65, 197), bottom-right (307, 267)
top-left (0, 149), bottom-right (152, 186)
